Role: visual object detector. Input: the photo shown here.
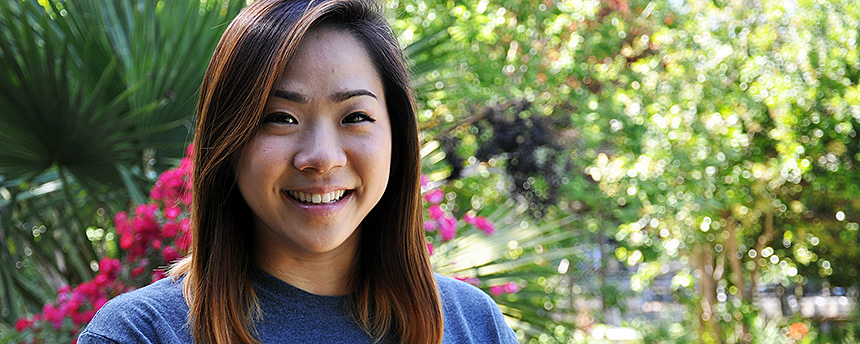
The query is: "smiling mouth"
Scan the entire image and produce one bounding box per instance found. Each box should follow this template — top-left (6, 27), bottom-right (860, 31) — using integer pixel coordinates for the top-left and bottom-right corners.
top-left (285, 190), bottom-right (350, 205)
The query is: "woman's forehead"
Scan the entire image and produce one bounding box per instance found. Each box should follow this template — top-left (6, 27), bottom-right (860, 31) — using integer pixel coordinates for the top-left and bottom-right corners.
top-left (272, 27), bottom-right (384, 103)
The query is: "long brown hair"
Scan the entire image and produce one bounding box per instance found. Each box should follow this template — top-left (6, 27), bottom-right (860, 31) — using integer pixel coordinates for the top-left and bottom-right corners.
top-left (170, 0), bottom-right (443, 343)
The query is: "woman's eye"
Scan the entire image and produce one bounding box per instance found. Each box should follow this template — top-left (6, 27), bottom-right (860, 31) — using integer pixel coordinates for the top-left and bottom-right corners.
top-left (263, 113), bottom-right (297, 124)
top-left (342, 112), bottom-right (376, 124)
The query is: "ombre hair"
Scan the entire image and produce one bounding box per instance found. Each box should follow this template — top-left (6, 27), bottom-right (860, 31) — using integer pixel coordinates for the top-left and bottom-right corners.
top-left (170, 0), bottom-right (443, 343)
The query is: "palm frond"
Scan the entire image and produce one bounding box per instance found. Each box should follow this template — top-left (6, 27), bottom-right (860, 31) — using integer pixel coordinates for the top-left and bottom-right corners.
top-left (0, 0), bottom-right (245, 326)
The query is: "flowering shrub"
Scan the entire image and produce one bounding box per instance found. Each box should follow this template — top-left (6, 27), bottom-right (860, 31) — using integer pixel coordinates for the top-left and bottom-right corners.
top-left (13, 258), bottom-right (124, 344)
top-left (421, 176), bottom-right (495, 242)
top-left (14, 145), bottom-right (516, 343)
top-left (13, 146), bottom-right (194, 343)
top-left (420, 175), bottom-right (519, 295)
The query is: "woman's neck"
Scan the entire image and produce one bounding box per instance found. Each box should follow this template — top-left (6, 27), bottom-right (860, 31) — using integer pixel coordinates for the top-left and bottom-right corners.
top-left (254, 229), bottom-right (359, 296)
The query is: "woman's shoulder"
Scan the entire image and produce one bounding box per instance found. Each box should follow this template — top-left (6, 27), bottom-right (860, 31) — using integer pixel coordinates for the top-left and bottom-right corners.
top-left (434, 274), bottom-right (519, 343)
top-left (77, 276), bottom-right (192, 344)
top-left (435, 274), bottom-right (491, 304)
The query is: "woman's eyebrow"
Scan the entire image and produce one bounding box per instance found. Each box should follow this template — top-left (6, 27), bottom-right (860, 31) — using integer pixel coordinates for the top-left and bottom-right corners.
top-left (331, 89), bottom-right (378, 102)
top-left (273, 89), bottom-right (378, 103)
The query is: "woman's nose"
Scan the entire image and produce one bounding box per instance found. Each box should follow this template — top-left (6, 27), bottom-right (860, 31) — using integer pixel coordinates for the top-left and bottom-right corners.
top-left (292, 126), bottom-right (347, 173)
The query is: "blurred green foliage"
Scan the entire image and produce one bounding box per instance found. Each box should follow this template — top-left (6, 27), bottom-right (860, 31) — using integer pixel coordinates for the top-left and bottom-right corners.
top-left (396, 0), bottom-right (860, 342)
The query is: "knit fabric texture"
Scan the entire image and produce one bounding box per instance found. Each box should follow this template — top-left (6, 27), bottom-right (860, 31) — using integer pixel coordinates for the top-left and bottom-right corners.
top-left (77, 267), bottom-right (518, 343)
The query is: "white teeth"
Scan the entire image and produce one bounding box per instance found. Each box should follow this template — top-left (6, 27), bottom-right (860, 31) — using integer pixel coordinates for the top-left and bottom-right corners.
top-left (287, 190), bottom-right (346, 204)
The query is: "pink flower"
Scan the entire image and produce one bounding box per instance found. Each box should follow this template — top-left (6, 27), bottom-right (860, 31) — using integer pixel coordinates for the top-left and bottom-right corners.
top-left (489, 285), bottom-right (503, 297)
top-left (93, 297), bottom-right (108, 311)
top-left (150, 183), bottom-right (164, 200)
top-left (185, 144), bottom-right (195, 158)
top-left (465, 214), bottom-right (495, 234)
top-left (161, 170), bottom-right (183, 189)
top-left (424, 189), bottom-right (444, 204)
top-left (58, 285), bottom-right (70, 294)
top-left (114, 211), bottom-right (131, 237)
top-left (72, 310), bottom-right (92, 325)
top-left (486, 282), bottom-right (521, 296)
top-left (42, 304), bottom-right (63, 329)
top-left (438, 216), bottom-right (458, 241)
top-left (73, 282), bottom-right (96, 300)
top-left (120, 233), bottom-right (134, 250)
top-left (503, 282), bottom-right (520, 294)
top-left (98, 258), bottom-right (121, 276)
top-left (427, 243), bottom-right (434, 256)
top-left (473, 216), bottom-right (495, 235)
top-left (180, 191), bottom-right (193, 205)
top-left (15, 317), bottom-right (31, 331)
top-left (58, 294), bottom-right (80, 313)
top-left (420, 174), bottom-right (429, 187)
top-left (135, 203), bottom-right (158, 219)
top-left (179, 218), bottom-right (191, 233)
top-left (423, 220), bottom-right (437, 232)
top-left (176, 230), bottom-right (192, 251)
top-left (161, 222), bottom-right (179, 238)
top-left (164, 206), bottom-right (181, 219)
top-left (162, 246), bottom-right (181, 263)
top-left (179, 156), bottom-right (193, 172)
top-left (427, 205), bottom-right (444, 221)
top-left (94, 273), bottom-right (109, 286)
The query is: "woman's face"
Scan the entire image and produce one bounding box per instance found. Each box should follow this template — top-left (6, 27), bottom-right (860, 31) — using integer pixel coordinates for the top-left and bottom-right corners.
top-left (235, 27), bottom-right (391, 259)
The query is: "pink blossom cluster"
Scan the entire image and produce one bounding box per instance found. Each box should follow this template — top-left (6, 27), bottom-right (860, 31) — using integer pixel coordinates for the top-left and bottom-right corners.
top-left (489, 282), bottom-right (521, 296)
top-left (114, 145), bottom-right (193, 269)
top-left (425, 204), bottom-right (459, 241)
top-left (421, 179), bottom-right (495, 242)
top-left (464, 213), bottom-right (495, 234)
top-left (113, 205), bottom-right (191, 267)
top-left (14, 146), bottom-right (195, 343)
top-left (420, 176), bottom-right (521, 297)
top-left (149, 145), bottom-right (194, 207)
top-left (422, 179), bottom-right (458, 241)
top-left (14, 258), bottom-right (127, 343)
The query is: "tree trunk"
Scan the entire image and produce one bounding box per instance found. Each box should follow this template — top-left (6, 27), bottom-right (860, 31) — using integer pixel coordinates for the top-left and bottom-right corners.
top-left (697, 243), bottom-right (723, 344)
top-left (749, 212), bottom-right (774, 300)
top-left (723, 215), bottom-right (750, 343)
top-left (724, 215), bottom-right (746, 300)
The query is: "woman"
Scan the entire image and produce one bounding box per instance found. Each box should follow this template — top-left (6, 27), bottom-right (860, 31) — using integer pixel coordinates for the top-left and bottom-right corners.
top-left (79, 0), bottom-right (517, 343)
